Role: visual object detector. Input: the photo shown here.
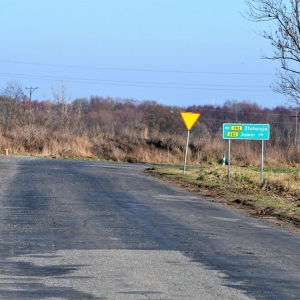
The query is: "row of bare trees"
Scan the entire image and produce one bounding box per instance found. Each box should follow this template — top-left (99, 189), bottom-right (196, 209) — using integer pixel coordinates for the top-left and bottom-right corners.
top-left (0, 80), bottom-right (300, 165)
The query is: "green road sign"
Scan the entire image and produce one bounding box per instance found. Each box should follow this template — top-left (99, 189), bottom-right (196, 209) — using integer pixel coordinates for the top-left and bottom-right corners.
top-left (223, 123), bottom-right (270, 140)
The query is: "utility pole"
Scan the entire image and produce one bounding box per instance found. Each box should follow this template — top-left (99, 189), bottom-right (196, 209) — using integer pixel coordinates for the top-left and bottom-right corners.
top-left (290, 110), bottom-right (298, 146)
top-left (25, 87), bottom-right (38, 112)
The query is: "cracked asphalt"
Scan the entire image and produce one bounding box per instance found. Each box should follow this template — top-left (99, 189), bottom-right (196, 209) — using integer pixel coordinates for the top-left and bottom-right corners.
top-left (0, 156), bottom-right (299, 299)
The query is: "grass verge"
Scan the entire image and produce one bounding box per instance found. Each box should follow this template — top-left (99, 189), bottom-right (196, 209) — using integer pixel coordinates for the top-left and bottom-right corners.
top-left (145, 165), bottom-right (300, 232)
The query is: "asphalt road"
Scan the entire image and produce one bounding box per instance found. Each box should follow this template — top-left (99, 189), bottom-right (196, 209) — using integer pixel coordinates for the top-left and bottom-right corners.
top-left (0, 156), bottom-right (300, 299)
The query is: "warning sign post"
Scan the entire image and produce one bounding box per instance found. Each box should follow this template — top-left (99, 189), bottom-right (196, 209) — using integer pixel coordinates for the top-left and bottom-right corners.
top-left (180, 112), bottom-right (200, 173)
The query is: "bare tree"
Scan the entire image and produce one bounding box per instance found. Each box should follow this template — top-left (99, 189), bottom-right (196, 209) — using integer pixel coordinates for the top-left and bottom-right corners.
top-left (0, 79), bottom-right (25, 131)
top-left (2, 79), bottom-right (26, 102)
top-left (244, 0), bottom-right (300, 105)
top-left (52, 82), bottom-right (71, 123)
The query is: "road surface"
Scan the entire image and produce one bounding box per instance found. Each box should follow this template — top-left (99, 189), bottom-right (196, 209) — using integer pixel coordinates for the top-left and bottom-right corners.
top-left (0, 156), bottom-right (299, 299)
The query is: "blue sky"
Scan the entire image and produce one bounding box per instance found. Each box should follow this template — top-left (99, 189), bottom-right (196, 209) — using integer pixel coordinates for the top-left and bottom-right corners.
top-left (0, 0), bottom-right (287, 108)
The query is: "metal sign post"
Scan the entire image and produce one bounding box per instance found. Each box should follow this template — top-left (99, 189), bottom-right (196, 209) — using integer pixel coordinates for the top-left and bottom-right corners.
top-left (183, 130), bottom-right (190, 173)
top-left (228, 139), bottom-right (231, 183)
top-left (260, 140), bottom-right (264, 186)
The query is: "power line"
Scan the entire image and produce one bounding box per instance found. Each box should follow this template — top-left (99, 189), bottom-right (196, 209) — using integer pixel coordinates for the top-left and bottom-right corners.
top-left (25, 87), bottom-right (38, 112)
top-left (290, 111), bottom-right (299, 144)
top-left (0, 72), bottom-right (271, 92)
top-left (0, 72), bottom-right (269, 87)
top-left (191, 108), bottom-right (291, 117)
top-left (0, 60), bottom-right (274, 76)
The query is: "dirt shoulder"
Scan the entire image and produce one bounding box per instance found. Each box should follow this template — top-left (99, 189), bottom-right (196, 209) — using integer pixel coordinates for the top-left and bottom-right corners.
top-left (145, 166), bottom-right (300, 234)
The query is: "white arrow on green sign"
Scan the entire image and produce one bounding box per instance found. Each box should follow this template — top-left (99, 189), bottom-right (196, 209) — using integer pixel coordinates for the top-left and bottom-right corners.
top-left (223, 123), bottom-right (270, 140)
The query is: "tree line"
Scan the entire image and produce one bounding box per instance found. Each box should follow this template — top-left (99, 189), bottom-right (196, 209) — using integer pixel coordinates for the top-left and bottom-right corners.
top-left (0, 81), bottom-right (299, 166)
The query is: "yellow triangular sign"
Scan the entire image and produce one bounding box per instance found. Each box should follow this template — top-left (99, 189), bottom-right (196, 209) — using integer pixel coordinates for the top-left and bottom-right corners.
top-left (180, 112), bottom-right (200, 131)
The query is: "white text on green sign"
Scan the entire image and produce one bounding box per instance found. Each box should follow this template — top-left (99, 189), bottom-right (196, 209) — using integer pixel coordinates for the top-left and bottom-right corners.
top-left (222, 123), bottom-right (270, 140)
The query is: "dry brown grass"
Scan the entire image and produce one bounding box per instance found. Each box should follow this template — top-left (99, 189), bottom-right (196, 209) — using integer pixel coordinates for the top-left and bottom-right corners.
top-left (0, 131), bottom-right (295, 166)
top-left (1, 110), bottom-right (300, 167)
